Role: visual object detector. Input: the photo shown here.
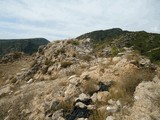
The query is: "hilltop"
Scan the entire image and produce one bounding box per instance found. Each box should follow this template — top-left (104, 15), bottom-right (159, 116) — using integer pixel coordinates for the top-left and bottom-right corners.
top-left (0, 38), bottom-right (50, 56)
top-left (77, 28), bottom-right (160, 63)
top-left (0, 29), bottom-right (160, 120)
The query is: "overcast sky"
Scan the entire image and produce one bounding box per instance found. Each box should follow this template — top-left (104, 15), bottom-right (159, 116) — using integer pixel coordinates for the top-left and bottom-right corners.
top-left (0, 0), bottom-right (160, 41)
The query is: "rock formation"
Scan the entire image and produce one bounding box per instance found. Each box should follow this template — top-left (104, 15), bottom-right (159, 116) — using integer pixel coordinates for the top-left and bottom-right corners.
top-left (0, 29), bottom-right (160, 120)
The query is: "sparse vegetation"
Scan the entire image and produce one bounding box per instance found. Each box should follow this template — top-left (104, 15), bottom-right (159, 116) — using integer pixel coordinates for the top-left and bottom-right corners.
top-left (109, 68), bottom-right (155, 103)
top-left (77, 28), bottom-right (160, 63)
top-left (82, 78), bottom-right (98, 95)
top-left (1, 28), bottom-right (160, 120)
top-left (60, 61), bottom-right (73, 68)
top-left (67, 40), bottom-right (80, 46)
top-left (71, 41), bottom-right (80, 46)
top-left (111, 44), bottom-right (119, 56)
top-left (79, 54), bottom-right (93, 62)
top-left (89, 109), bottom-right (107, 120)
top-left (0, 38), bottom-right (49, 56)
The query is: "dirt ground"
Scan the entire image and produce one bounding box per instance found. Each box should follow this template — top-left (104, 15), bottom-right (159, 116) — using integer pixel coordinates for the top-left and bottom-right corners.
top-left (0, 55), bottom-right (33, 86)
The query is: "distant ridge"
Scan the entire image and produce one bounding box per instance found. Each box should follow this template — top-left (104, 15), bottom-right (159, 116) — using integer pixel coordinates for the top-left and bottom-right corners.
top-left (0, 38), bottom-right (50, 56)
top-left (77, 28), bottom-right (160, 62)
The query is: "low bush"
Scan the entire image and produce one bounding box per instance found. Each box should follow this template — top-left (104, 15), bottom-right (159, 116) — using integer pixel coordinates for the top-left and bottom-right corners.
top-left (60, 61), bottom-right (73, 68)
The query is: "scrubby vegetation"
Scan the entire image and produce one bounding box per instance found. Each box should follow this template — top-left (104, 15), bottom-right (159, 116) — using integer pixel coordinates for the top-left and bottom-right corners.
top-left (109, 68), bottom-right (155, 103)
top-left (0, 38), bottom-right (49, 56)
top-left (77, 28), bottom-right (160, 63)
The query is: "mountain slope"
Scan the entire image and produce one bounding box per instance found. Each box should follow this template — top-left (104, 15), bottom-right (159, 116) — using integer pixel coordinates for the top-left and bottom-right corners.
top-left (77, 28), bottom-right (160, 62)
top-left (0, 29), bottom-right (160, 120)
top-left (0, 38), bottom-right (50, 56)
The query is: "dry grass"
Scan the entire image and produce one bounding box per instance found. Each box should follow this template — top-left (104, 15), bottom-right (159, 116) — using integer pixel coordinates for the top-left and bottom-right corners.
top-left (59, 99), bottom-right (74, 116)
top-left (63, 65), bottom-right (83, 77)
top-left (109, 68), bottom-right (155, 103)
top-left (89, 108), bottom-right (107, 120)
top-left (67, 39), bottom-right (80, 46)
top-left (81, 78), bottom-right (99, 95)
top-left (30, 59), bottom-right (37, 67)
top-left (80, 54), bottom-right (93, 62)
top-left (44, 58), bottom-right (54, 66)
top-left (0, 55), bottom-right (33, 85)
top-left (58, 81), bottom-right (68, 86)
top-left (60, 61), bottom-right (73, 68)
top-left (0, 71), bottom-right (4, 85)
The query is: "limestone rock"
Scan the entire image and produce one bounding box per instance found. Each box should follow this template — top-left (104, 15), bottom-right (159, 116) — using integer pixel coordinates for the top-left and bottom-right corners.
top-left (77, 118), bottom-right (88, 120)
top-left (65, 84), bottom-right (80, 98)
top-left (68, 75), bottom-right (80, 85)
top-left (106, 105), bottom-right (119, 113)
top-left (75, 102), bottom-right (87, 108)
top-left (91, 93), bottom-right (97, 102)
top-left (112, 57), bottom-right (121, 63)
top-left (97, 91), bottom-right (109, 102)
top-left (76, 93), bottom-right (90, 101)
top-left (52, 109), bottom-right (64, 120)
top-left (126, 81), bottom-right (160, 120)
top-left (87, 105), bottom-right (96, 110)
top-left (108, 99), bottom-right (116, 105)
top-left (106, 116), bottom-right (115, 120)
top-left (27, 78), bottom-right (33, 84)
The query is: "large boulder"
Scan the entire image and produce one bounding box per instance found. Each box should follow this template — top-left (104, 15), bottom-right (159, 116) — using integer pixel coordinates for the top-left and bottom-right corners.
top-left (126, 79), bottom-right (160, 120)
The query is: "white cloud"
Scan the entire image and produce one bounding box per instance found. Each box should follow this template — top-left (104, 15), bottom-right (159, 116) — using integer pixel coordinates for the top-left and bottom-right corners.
top-left (0, 0), bottom-right (160, 41)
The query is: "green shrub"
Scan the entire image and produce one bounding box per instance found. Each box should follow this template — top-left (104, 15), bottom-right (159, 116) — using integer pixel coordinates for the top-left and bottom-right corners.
top-left (111, 45), bottom-right (119, 56)
top-left (147, 49), bottom-right (160, 62)
top-left (71, 41), bottom-right (80, 46)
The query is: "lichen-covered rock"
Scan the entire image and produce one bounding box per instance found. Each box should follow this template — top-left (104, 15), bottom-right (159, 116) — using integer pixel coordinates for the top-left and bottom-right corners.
top-left (126, 80), bottom-right (160, 120)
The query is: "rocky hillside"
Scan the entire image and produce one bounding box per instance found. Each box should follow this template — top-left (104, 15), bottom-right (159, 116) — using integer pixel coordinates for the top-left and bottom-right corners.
top-left (77, 28), bottom-right (160, 63)
top-left (0, 38), bottom-right (49, 56)
top-left (0, 34), bottom-right (160, 120)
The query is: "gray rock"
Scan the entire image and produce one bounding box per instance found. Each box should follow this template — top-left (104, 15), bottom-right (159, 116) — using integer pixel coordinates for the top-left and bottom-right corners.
top-left (64, 84), bottom-right (80, 98)
top-left (108, 99), bottom-right (116, 105)
top-left (68, 75), bottom-right (80, 85)
top-left (4, 116), bottom-right (9, 120)
top-left (75, 102), bottom-right (87, 108)
top-left (75, 93), bottom-right (90, 101)
top-left (27, 78), bottom-right (33, 84)
top-left (80, 72), bottom-right (90, 80)
top-left (139, 58), bottom-right (151, 67)
top-left (52, 109), bottom-right (64, 120)
top-left (77, 118), bottom-right (88, 120)
top-left (106, 105), bottom-right (119, 113)
top-left (68, 75), bottom-right (77, 80)
top-left (87, 105), bottom-right (96, 110)
top-left (91, 93), bottom-right (97, 102)
top-left (50, 99), bottom-right (60, 110)
top-left (106, 116), bottom-right (115, 120)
